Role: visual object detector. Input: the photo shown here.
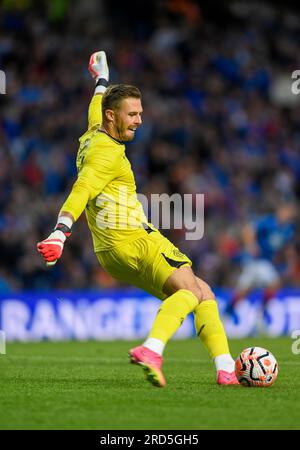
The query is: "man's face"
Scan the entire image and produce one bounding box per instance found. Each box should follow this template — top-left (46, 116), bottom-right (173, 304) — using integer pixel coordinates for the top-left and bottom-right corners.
top-left (277, 204), bottom-right (296, 224)
top-left (113, 97), bottom-right (143, 142)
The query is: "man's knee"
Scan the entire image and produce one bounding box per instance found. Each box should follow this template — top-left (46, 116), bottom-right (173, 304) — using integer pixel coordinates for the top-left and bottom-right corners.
top-left (195, 277), bottom-right (216, 303)
top-left (163, 267), bottom-right (215, 304)
top-left (163, 267), bottom-right (202, 303)
top-left (184, 285), bottom-right (205, 304)
top-left (169, 282), bottom-right (203, 304)
top-left (179, 283), bottom-right (215, 304)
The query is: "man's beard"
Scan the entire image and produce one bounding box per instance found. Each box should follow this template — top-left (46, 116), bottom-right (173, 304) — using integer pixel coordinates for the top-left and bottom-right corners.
top-left (118, 125), bottom-right (135, 142)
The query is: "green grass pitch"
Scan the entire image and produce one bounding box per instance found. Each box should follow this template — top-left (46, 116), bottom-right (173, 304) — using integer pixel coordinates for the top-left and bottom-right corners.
top-left (0, 337), bottom-right (299, 430)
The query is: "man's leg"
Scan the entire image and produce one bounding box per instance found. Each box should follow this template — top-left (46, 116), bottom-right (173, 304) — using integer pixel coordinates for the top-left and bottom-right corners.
top-left (163, 269), bottom-right (237, 383)
top-left (193, 276), bottom-right (237, 383)
top-left (129, 266), bottom-right (200, 387)
top-left (130, 266), bottom-right (238, 386)
top-left (144, 267), bottom-right (201, 350)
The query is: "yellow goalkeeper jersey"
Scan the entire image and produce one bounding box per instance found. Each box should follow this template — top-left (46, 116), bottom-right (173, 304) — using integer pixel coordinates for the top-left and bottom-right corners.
top-left (60, 94), bottom-right (150, 251)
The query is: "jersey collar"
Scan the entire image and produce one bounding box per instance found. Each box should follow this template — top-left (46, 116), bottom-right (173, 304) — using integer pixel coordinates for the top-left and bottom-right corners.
top-left (99, 129), bottom-right (124, 145)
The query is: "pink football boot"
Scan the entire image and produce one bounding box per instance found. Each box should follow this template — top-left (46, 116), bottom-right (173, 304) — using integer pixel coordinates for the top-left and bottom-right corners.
top-left (129, 345), bottom-right (166, 387)
top-left (217, 369), bottom-right (239, 385)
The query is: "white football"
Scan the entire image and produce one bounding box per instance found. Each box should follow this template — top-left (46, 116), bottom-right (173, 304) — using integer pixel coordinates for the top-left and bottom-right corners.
top-left (235, 346), bottom-right (278, 387)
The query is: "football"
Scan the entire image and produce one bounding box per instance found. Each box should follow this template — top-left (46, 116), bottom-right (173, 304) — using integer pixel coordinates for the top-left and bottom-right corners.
top-left (235, 347), bottom-right (278, 387)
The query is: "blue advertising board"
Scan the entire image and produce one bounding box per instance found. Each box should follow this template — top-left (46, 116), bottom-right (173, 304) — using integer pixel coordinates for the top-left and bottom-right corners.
top-left (0, 289), bottom-right (300, 341)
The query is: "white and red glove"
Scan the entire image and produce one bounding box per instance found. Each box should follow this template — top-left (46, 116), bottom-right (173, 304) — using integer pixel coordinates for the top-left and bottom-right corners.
top-left (88, 51), bottom-right (109, 94)
top-left (37, 223), bottom-right (72, 267)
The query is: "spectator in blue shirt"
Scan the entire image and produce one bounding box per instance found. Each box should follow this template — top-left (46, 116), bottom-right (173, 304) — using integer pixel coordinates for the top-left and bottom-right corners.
top-left (230, 202), bottom-right (297, 310)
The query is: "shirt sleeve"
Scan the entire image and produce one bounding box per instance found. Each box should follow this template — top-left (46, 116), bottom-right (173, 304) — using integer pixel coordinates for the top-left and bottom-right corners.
top-left (88, 94), bottom-right (103, 130)
top-left (60, 143), bottom-right (121, 221)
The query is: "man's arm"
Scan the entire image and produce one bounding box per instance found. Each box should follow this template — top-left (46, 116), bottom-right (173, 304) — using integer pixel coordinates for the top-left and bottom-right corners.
top-left (36, 213), bottom-right (74, 267)
top-left (38, 142), bottom-right (120, 266)
top-left (88, 51), bottom-right (109, 130)
top-left (37, 51), bottom-right (109, 266)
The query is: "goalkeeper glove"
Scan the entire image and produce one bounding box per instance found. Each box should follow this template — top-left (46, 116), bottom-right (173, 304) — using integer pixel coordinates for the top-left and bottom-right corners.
top-left (88, 51), bottom-right (109, 94)
top-left (37, 223), bottom-right (72, 267)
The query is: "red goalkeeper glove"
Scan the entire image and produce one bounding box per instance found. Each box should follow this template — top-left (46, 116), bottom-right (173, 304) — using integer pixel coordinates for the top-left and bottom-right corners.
top-left (37, 223), bottom-right (72, 267)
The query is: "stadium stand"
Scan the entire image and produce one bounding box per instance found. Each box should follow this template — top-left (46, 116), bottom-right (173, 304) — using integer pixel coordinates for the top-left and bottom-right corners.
top-left (0, 0), bottom-right (299, 292)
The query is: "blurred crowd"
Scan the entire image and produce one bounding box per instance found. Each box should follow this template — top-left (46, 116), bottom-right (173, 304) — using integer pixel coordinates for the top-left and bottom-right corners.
top-left (0, 0), bottom-right (300, 293)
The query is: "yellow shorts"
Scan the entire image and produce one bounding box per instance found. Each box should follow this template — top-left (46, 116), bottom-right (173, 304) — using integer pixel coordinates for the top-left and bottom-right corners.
top-left (96, 228), bottom-right (192, 300)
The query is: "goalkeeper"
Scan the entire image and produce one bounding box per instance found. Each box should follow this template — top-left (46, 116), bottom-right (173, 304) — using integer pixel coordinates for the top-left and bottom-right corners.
top-left (37, 52), bottom-right (238, 387)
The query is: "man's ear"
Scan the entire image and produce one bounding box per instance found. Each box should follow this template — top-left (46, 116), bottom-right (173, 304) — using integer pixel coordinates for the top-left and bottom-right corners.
top-left (105, 109), bottom-right (115, 123)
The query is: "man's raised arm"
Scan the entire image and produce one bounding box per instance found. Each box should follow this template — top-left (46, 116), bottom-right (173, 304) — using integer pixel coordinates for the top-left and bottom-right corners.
top-left (37, 51), bottom-right (109, 266)
top-left (88, 51), bottom-right (109, 129)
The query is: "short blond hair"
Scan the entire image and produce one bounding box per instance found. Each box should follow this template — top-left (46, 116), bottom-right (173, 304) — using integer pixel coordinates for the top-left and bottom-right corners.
top-left (102, 84), bottom-right (141, 113)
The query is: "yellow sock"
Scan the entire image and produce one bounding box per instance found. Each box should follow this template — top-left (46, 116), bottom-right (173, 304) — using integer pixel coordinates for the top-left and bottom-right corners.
top-left (194, 299), bottom-right (230, 358)
top-left (149, 289), bottom-right (198, 343)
